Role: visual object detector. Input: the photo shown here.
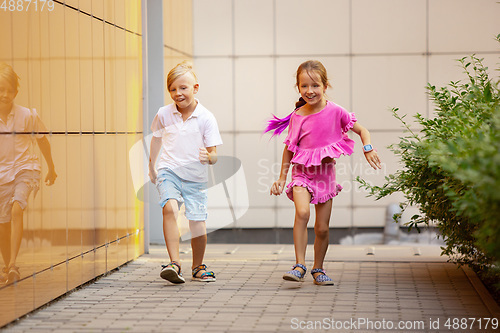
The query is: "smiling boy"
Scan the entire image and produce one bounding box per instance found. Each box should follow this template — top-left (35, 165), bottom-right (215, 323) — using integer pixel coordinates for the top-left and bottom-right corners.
top-left (148, 61), bottom-right (223, 283)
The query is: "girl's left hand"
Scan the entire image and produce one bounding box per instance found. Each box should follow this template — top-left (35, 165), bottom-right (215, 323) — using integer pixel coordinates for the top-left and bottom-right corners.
top-left (364, 150), bottom-right (382, 170)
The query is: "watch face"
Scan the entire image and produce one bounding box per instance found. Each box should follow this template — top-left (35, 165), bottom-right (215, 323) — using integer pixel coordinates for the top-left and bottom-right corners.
top-left (363, 144), bottom-right (373, 152)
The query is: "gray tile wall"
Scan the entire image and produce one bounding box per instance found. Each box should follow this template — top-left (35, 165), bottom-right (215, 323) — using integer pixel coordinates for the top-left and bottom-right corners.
top-left (192, 0), bottom-right (500, 230)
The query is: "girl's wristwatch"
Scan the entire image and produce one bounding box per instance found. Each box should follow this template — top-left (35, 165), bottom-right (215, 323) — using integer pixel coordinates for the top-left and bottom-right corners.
top-left (363, 144), bottom-right (373, 153)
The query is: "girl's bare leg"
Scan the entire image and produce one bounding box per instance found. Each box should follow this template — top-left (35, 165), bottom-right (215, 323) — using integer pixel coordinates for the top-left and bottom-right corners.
top-left (292, 187), bottom-right (312, 273)
top-left (313, 199), bottom-right (333, 275)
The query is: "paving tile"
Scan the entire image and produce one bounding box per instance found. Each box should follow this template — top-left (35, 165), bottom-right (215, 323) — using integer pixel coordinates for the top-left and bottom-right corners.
top-left (2, 245), bottom-right (498, 332)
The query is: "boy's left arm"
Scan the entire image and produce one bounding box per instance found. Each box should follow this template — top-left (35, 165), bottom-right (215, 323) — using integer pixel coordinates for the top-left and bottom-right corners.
top-left (351, 122), bottom-right (382, 170)
top-left (199, 146), bottom-right (217, 165)
top-left (36, 136), bottom-right (57, 185)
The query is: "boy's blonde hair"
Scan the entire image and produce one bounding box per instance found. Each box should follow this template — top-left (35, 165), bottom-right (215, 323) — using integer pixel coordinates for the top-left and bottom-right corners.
top-left (166, 61), bottom-right (198, 90)
top-left (0, 62), bottom-right (20, 91)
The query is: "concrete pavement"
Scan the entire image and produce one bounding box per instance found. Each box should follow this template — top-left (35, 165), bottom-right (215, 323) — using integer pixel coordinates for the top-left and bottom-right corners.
top-left (2, 244), bottom-right (499, 332)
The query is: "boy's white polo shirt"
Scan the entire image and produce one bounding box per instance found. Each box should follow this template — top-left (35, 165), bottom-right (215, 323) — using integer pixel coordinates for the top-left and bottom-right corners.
top-left (0, 104), bottom-right (45, 185)
top-left (151, 100), bottom-right (223, 183)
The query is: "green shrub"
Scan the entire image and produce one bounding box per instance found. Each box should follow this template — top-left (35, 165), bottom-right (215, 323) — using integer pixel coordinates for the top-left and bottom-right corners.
top-left (357, 44), bottom-right (500, 289)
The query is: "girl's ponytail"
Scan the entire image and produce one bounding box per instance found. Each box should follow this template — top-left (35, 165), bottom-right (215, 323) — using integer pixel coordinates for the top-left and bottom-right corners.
top-left (264, 112), bottom-right (292, 138)
top-left (264, 97), bottom-right (304, 138)
top-left (295, 97), bottom-right (306, 109)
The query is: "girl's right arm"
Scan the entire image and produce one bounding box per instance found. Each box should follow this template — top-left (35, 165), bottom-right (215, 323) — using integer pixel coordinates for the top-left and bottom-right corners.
top-left (149, 136), bottom-right (162, 184)
top-left (270, 146), bottom-right (293, 196)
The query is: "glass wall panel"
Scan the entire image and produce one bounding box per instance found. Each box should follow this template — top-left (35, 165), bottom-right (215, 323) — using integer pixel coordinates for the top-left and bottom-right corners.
top-left (0, 2), bottom-right (144, 327)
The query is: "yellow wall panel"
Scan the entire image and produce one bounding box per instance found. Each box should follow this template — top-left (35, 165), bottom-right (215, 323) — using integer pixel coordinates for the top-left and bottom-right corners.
top-left (67, 255), bottom-right (82, 292)
top-left (65, 8), bottom-right (81, 133)
top-left (34, 263), bottom-right (67, 308)
top-left (39, 10), bottom-right (51, 126)
top-left (79, 0), bottom-right (92, 14)
top-left (26, 11), bottom-right (41, 109)
top-left (105, 135), bottom-right (117, 243)
top-left (92, 20), bottom-right (106, 133)
top-left (11, 60), bottom-right (29, 107)
top-left (126, 34), bottom-right (142, 133)
top-left (114, 0), bottom-right (126, 29)
top-left (0, 12), bottom-right (13, 61)
top-left (81, 251), bottom-right (96, 284)
top-left (48, 7), bottom-right (65, 58)
top-left (103, 0), bottom-right (115, 25)
top-left (0, 285), bottom-right (16, 327)
top-left (80, 15), bottom-right (94, 132)
top-left (115, 135), bottom-right (128, 238)
top-left (65, 8), bottom-right (80, 59)
top-left (38, 146), bottom-right (55, 265)
top-left (125, 0), bottom-right (141, 34)
top-left (106, 241), bottom-right (119, 271)
top-left (127, 134), bottom-right (140, 233)
top-left (30, 168), bottom-right (45, 275)
top-left (127, 234), bottom-right (135, 261)
top-left (80, 59), bottom-right (94, 131)
top-left (92, 0), bottom-right (104, 20)
top-left (104, 25), bottom-right (116, 133)
top-left (27, 59), bottom-right (42, 114)
top-left (66, 135), bottom-right (82, 259)
top-left (67, 255), bottom-right (83, 290)
top-left (81, 136), bottom-right (95, 252)
top-left (65, 59), bottom-right (81, 132)
top-left (1, 2), bottom-right (144, 327)
top-left (115, 29), bottom-right (127, 132)
top-left (64, 0), bottom-right (79, 9)
top-left (94, 246), bottom-right (107, 277)
top-left (48, 58), bottom-right (66, 131)
top-left (117, 235), bottom-right (128, 270)
top-left (94, 135), bottom-right (108, 247)
top-left (11, 11), bottom-right (29, 60)
top-left (14, 278), bottom-right (34, 320)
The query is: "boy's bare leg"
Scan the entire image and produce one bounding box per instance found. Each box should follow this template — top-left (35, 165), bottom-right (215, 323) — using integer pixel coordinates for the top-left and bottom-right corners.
top-left (189, 221), bottom-right (207, 269)
top-left (9, 202), bottom-right (24, 268)
top-left (162, 200), bottom-right (181, 266)
top-left (313, 199), bottom-right (333, 272)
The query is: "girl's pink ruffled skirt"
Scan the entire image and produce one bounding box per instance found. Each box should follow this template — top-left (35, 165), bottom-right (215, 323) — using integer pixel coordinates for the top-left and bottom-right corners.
top-left (286, 162), bottom-right (342, 204)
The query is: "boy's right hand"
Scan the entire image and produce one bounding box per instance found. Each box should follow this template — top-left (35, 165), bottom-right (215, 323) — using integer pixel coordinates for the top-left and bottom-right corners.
top-left (149, 168), bottom-right (157, 185)
top-left (270, 179), bottom-right (286, 196)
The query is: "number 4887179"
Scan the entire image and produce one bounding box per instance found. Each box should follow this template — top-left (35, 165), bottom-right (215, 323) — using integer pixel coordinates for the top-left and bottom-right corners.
top-left (0, 0), bottom-right (55, 12)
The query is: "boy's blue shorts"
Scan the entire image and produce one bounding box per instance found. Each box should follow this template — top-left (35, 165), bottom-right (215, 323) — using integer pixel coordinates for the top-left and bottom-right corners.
top-left (0, 169), bottom-right (40, 223)
top-left (155, 168), bottom-right (208, 221)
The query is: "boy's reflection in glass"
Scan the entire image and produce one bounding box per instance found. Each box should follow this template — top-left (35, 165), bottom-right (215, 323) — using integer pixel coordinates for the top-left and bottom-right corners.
top-left (0, 63), bottom-right (57, 285)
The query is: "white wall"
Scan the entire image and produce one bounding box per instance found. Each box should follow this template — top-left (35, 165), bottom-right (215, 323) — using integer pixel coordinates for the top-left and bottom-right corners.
top-left (192, 0), bottom-right (500, 229)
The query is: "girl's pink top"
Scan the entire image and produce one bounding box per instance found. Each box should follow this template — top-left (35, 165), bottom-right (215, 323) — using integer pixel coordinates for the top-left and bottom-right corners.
top-left (284, 101), bottom-right (357, 167)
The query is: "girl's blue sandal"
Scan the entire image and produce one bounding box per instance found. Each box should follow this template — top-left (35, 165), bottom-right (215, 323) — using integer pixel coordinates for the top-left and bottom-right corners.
top-left (283, 263), bottom-right (307, 282)
top-left (311, 268), bottom-right (334, 286)
top-left (160, 261), bottom-right (185, 284)
top-left (192, 264), bottom-right (216, 282)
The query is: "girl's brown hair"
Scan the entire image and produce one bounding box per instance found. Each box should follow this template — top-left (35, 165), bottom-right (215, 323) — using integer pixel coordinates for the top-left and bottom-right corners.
top-left (295, 60), bottom-right (331, 108)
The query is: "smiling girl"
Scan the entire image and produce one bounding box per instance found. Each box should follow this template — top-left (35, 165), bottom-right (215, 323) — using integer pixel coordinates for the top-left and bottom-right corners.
top-left (265, 60), bottom-right (381, 285)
